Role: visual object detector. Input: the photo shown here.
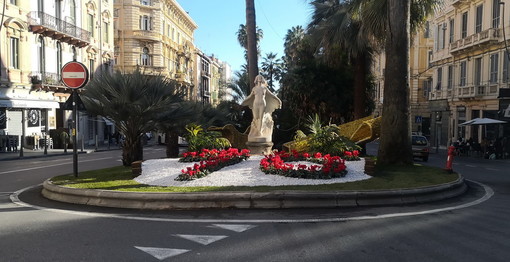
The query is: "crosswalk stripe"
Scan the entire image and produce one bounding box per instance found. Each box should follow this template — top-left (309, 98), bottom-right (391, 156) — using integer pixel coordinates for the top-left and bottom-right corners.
top-left (134, 246), bottom-right (189, 260)
top-left (210, 224), bottom-right (257, 232)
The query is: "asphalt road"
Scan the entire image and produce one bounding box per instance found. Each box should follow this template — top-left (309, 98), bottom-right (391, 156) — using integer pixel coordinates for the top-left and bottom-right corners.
top-left (1, 144), bottom-right (510, 261)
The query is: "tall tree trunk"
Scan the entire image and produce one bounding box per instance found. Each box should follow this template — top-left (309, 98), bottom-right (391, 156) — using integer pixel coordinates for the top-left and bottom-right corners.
top-left (377, 0), bottom-right (413, 166)
top-left (353, 54), bottom-right (368, 120)
top-left (166, 131), bottom-right (180, 158)
top-left (246, 0), bottom-right (258, 90)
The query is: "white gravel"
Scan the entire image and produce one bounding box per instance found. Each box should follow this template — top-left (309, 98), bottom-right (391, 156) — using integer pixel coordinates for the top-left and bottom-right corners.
top-left (135, 155), bottom-right (372, 187)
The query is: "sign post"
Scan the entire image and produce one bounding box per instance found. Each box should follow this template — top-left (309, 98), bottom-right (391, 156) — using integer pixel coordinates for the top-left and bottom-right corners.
top-left (61, 61), bottom-right (89, 177)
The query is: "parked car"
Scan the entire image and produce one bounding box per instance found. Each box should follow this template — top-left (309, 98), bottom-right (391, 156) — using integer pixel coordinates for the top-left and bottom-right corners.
top-left (412, 135), bottom-right (430, 161)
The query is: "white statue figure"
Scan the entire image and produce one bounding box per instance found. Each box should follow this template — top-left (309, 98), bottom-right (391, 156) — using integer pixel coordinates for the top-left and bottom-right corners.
top-left (241, 75), bottom-right (282, 143)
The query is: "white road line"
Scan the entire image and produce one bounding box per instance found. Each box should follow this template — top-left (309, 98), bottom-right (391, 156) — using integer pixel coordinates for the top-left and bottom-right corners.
top-left (9, 180), bottom-right (493, 224)
top-left (0, 157), bottom-right (114, 175)
top-left (485, 167), bottom-right (499, 171)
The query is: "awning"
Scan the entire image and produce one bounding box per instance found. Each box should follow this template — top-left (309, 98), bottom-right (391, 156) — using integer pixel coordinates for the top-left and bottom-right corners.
top-left (102, 117), bottom-right (114, 126)
top-left (0, 99), bottom-right (60, 109)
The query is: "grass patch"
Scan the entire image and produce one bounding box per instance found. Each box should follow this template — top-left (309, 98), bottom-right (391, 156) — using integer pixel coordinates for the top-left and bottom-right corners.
top-left (50, 163), bottom-right (459, 193)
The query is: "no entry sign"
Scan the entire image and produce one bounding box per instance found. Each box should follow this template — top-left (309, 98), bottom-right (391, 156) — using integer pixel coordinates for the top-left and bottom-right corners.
top-left (61, 61), bottom-right (89, 89)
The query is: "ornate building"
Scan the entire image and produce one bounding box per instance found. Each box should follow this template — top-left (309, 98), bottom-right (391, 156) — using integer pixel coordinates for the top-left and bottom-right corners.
top-left (429, 0), bottom-right (510, 146)
top-left (113, 0), bottom-right (197, 99)
top-left (0, 0), bottom-right (114, 151)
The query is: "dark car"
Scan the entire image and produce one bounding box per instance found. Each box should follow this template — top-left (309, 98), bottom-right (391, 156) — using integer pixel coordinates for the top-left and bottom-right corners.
top-left (412, 135), bottom-right (429, 161)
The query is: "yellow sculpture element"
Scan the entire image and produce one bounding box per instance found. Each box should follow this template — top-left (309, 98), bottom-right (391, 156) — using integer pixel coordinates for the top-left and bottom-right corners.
top-left (283, 116), bottom-right (382, 152)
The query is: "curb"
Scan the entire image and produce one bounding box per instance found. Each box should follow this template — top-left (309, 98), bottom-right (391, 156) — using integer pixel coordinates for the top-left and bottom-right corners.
top-left (41, 177), bottom-right (468, 210)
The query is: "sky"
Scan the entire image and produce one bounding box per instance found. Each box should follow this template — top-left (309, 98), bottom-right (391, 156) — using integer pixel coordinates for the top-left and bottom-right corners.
top-left (178, 0), bottom-right (312, 73)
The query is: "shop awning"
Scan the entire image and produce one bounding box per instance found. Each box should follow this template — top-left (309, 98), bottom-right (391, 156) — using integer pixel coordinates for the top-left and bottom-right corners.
top-left (0, 99), bottom-right (60, 109)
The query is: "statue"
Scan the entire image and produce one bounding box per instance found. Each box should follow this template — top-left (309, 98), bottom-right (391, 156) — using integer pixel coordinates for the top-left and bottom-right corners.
top-left (241, 75), bottom-right (282, 149)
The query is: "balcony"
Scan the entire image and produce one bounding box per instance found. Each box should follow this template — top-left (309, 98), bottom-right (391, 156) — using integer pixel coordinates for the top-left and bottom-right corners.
top-left (450, 28), bottom-right (500, 54)
top-left (27, 12), bottom-right (90, 48)
top-left (131, 30), bottom-right (160, 42)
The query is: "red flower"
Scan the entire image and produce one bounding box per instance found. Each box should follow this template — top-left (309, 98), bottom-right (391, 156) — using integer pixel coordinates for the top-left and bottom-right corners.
top-left (314, 152), bottom-right (322, 158)
top-left (303, 153), bottom-right (310, 158)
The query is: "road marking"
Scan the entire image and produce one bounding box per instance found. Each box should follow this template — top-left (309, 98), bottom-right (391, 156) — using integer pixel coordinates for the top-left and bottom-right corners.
top-left (134, 246), bottom-right (189, 260)
top-left (485, 167), bottom-right (499, 171)
top-left (10, 180), bottom-right (494, 224)
top-left (465, 164), bottom-right (477, 168)
top-left (174, 234), bottom-right (228, 245)
top-left (210, 224), bottom-right (256, 232)
top-left (0, 157), bottom-right (114, 175)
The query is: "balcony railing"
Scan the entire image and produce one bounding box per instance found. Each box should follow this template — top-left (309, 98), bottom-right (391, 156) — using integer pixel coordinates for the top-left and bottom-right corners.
top-left (132, 30), bottom-right (160, 41)
top-left (450, 28), bottom-right (500, 53)
top-left (29, 71), bottom-right (64, 86)
top-left (28, 11), bottom-right (90, 47)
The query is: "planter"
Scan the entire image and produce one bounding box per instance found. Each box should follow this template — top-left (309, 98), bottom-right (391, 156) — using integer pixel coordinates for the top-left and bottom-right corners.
top-left (364, 157), bottom-right (376, 176)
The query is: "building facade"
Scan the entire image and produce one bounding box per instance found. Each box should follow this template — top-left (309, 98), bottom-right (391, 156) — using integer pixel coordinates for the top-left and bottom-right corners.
top-left (429, 0), bottom-right (510, 147)
top-left (0, 0), bottom-right (115, 152)
top-left (372, 27), bottom-right (435, 139)
top-left (113, 0), bottom-right (197, 99)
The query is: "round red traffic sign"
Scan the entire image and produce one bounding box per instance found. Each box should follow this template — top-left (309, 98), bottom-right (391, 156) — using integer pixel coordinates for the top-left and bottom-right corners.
top-left (61, 61), bottom-right (89, 89)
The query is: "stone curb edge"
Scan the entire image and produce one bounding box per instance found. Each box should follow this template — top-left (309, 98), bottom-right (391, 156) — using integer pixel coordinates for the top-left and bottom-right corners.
top-left (41, 177), bottom-right (468, 210)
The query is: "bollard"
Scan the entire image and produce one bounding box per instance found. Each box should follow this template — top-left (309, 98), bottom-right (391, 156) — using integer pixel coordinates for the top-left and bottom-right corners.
top-left (445, 145), bottom-right (456, 173)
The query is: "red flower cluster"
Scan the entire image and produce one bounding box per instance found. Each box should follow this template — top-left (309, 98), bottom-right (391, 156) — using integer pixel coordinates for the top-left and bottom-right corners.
top-left (260, 150), bottom-right (347, 179)
top-left (176, 148), bottom-right (250, 181)
top-left (343, 150), bottom-right (360, 161)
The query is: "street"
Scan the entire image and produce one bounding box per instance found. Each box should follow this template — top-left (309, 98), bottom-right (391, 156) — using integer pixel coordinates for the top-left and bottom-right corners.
top-left (1, 145), bottom-right (510, 261)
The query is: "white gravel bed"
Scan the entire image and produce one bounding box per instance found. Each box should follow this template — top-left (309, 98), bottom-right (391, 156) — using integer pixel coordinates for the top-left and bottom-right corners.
top-left (135, 155), bottom-right (372, 187)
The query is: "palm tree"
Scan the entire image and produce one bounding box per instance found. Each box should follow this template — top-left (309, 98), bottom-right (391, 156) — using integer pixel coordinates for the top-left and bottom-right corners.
top-left (261, 52), bottom-right (283, 92)
top-left (284, 25), bottom-right (306, 64)
top-left (309, 0), bottom-right (375, 120)
top-left (246, 0), bottom-right (259, 90)
top-left (308, 0), bottom-right (439, 165)
top-left (227, 70), bottom-right (250, 104)
top-left (236, 24), bottom-right (264, 55)
top-left (82, 70), bottom-right (187, 166)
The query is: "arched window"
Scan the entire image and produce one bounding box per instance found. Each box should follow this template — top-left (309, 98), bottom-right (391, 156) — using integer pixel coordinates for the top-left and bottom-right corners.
top-left (141, 47), bottom-right (150, 66)
top-left (56, 42), bottom-right (62, 77)
top-left (37, 36), bottom-right (45, 73)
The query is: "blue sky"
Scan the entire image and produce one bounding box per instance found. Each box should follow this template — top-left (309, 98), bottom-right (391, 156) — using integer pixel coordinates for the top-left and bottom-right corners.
top-left (178, 0), bottom-right (311, 73)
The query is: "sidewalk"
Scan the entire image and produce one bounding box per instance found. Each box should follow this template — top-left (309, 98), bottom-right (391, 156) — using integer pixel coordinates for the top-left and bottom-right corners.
top-left (0, 144), bottom-right (120, 161)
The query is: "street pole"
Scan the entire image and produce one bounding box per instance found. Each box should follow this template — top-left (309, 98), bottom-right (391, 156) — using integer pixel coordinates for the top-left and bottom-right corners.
top-left (73, 89), bottom-right (78, 177)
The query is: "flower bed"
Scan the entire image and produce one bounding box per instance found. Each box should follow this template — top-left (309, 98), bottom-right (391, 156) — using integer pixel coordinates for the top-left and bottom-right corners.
top-left (176, 148), bottom-right (250, 181)
top-left (260, 150), bottom-right (356, 179)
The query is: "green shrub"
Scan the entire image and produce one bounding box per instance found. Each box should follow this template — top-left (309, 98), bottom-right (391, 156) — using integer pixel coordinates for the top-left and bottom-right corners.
top-left (294, 114), bottom-right (360, 156)
top-left (184, 124), bottom-right (231, 152)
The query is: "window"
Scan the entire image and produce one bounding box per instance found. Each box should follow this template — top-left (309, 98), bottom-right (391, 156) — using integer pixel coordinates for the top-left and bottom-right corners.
top-left (89, 59), bottom-right (95, 79)
top-left (88, 14), bottom-right (94, 37)
top-left (503, 51), bottom-right (510, 82)
top-left (490, 53), bottom-right (499, 84)
top-left (70, 0), bottom-right (76, 24)
top-left (72, 46), bottom-right (77, 61)
top-left (474, 57), bottom-right (482, 86)
top-left (37, 0), bottom-right (43, 12)
top-left (141, 47), bottom-right (150, 66)
top-left (436, 23), bottom-right (446, 50)
top-left (56, 42), bottom-right (62, 77)
top-left (424, 21), bottom-right (430, 38)
top-left (436, 67), bottom-right (442, 90)
top-left (141, 0), bottom-right (150, 5)
top-left (493, 0), bottom-right (501, 28)
top-left (423, 78), bottom-right (432, 98)
top-left (449, 19), bottom-right (455, 43)
top-left (103, 22), bottom-right (109, 42)
top-left (462, 12), bottom-right (468, 38)
top-left (447, 65), bottom-right (453, 89)
top-left (140, 15), bottom-right (151, 30)
top-left (10, 37), bottom-right (19, 69)
top-left (55, 0), bottom-right (61, 20)
top-left (9, 0), bottom-right (17, 5)
top-left (428, 50), bottom-right (433, 68)
top-left (475, 5), bottom-right (483, 33)
top-left (38, 36), bottom-right (45, 73)
top-left (460, 61), bottom-right (467, 87)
